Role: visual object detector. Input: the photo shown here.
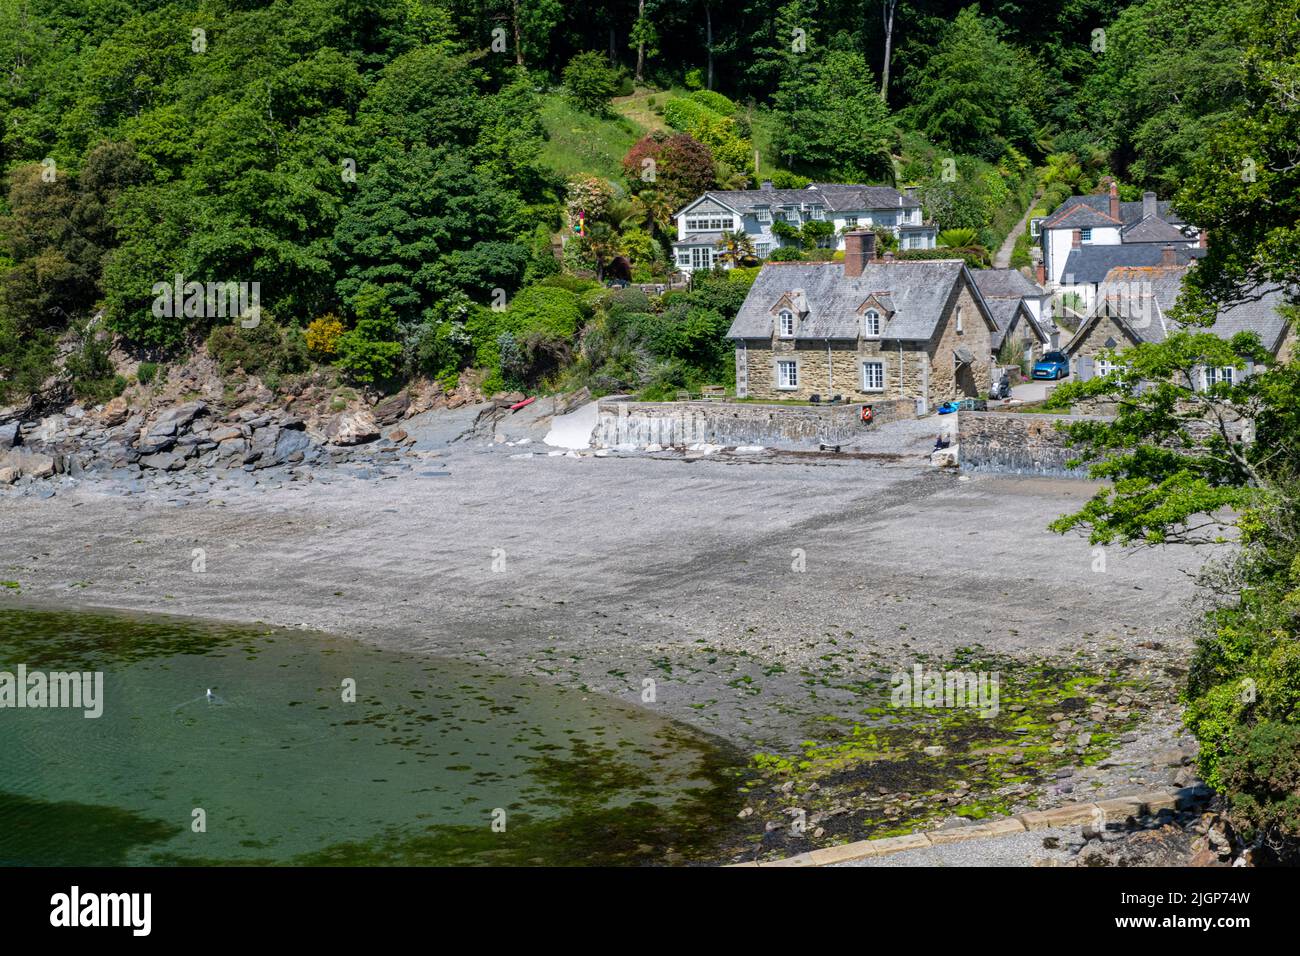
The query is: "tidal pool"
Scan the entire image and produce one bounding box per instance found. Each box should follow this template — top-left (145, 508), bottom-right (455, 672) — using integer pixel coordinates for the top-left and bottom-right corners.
top-left (0, 605), bottom-right (743, 865)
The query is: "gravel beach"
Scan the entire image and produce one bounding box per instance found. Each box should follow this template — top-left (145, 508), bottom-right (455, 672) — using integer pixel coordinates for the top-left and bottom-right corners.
top-left (2, 416), bottom-right (1206, 762)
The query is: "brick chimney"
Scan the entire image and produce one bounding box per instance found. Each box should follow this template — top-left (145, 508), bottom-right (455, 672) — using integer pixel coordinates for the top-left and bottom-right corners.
top-left (1071, 229), bottom-right (1082, 249)
top-left (1161, 244), bottom-right (1177, 267)
top-left (1109, 180), bottom-right (1120, 221)
top-left (1198, 229), bottom-right (1208, 249)
top-left (844, 230), bottom-right (877, 278)
top-left (1142, 191), bottom-right (1157, 220)
top-left (1035, 261), bottom-right (1046, 285)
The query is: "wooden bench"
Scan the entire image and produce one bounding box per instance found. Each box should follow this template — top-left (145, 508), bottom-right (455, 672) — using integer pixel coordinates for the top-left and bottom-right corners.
top-left (700, 385), bottom-right (728, 400)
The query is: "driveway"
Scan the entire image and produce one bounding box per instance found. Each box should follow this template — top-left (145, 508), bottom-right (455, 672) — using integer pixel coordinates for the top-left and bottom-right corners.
top-left (1009, 373), bottom-right (1070, 404)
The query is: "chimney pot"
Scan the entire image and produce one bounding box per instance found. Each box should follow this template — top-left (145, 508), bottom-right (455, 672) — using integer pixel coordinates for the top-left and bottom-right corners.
top-left (843, 230), bottom-right (876, 278)
top-left (1108, 181), bottom-right (1120, 221)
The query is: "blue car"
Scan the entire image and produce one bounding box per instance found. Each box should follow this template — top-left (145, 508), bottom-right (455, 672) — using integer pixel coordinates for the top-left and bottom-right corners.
top-left (1032, 351), bottom-right (1070, 380)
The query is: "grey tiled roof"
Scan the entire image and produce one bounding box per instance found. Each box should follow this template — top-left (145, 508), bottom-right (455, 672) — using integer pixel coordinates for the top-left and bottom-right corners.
top-left (972, 268), bottom-right (1043, 299)
top-left (1042, 202), bottom-right (1122, 230)
top-left (1121, 214), bottom-right (1190, 243)
top-left (1081, 264), bottom-right (1291, 353)
top-left (1062, 244), bottom-right (1205, 285)
top-left (726, 260), bottom-right (972, 342)
top-left (684, 183), bottom-right (917, 217)
top-left (673, 232), bottom-right (728, 246)
top-left (1048, 194), bottom-right (1188, 229)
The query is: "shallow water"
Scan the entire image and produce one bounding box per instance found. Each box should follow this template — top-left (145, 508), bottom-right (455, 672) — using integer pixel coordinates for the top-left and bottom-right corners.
top-left (0, 605), bottom-right (743, 865)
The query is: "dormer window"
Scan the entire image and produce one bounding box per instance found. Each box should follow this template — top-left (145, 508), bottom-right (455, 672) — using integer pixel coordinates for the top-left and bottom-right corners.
top-left (778, 310), bottom-right (795, 338)
top-left (863, 310), bottom-right (881, 337)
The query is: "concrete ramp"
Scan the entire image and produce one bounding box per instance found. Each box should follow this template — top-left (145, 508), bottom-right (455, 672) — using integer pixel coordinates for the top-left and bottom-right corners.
top-left (544, 401), bottom-right (598, 449)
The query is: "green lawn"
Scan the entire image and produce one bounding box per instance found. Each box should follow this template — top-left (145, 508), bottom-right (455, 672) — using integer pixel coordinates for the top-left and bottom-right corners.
top-left (539, 93), bottom-right (644, 181)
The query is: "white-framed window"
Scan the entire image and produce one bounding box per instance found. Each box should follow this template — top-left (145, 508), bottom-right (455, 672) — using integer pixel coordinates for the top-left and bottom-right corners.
top-left (863, 309), bottom-right (881, 337)
top-left (778, 310), bottom-right (795, 337)
top-left (685, 216), bottom-right (731, 231)
top-left (756, 242), bottom-right (770, 258)
top-left (955, 306), bottom-right (963, 334)
top-left (810, 206), bottom-right (825, 220)
top-left (777, 360), bottom-right (798, 389)
top-left (1205, 366), bottom-right (1235, 389)
top-left (676, 251), bottom-right (691, 267)
top-left (1096, 357), bottom-right (1116, 377)
top-left (1080, 228), bottom-right (1093, 243)
top-left (862, 360), bottom-right (885, 392)
top-left (844, 216), bottom-right (859, 228)
top-left (690, 247), bottom-right (713, 270)
top-left (756, 209), bottom-right (771, 223)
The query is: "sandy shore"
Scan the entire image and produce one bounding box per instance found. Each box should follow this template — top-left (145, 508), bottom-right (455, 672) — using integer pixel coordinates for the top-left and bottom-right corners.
top-left (1, 432), bottom-right (1206, 762)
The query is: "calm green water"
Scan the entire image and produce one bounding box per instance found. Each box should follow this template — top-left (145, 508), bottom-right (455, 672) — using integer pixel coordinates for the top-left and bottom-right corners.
top-left (0, 606), bottom-right (742, 865)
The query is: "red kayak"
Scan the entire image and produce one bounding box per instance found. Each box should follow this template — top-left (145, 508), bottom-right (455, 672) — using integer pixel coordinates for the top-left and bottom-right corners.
top-left (509, 396), bottom-right (536, 412)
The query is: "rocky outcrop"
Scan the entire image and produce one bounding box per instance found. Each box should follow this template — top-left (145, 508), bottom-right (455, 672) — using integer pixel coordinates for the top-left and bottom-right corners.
top-left (325, 409), bottom-right (379, 445)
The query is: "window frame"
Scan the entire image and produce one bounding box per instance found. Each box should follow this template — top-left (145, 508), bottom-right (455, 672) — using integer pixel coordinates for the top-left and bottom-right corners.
top-left (861, 360), bottom-right (885, 393)
top-left (778, 310), bottom-right (795, 338)
top-left (863, 309), bottom-right (881, 337)
top-left (776, 359), bottom-right (799, 390)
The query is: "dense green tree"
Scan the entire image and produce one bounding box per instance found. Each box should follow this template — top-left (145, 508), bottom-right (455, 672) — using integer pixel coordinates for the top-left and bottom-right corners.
top-left (1079, 0), bottom-right (1248, 195)
top-left (903, 6), bottom-right (1044, 160)
top-left (562, 50), bottom-right (621, 116)
top-left (1046, 0), bottom-right (1300, 856)
top-left (772, 50), bottom-right (896, 180)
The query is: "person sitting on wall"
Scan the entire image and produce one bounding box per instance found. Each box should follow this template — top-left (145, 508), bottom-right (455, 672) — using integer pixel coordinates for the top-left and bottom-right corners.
top-left (934, 432), bottom-right (951, 450)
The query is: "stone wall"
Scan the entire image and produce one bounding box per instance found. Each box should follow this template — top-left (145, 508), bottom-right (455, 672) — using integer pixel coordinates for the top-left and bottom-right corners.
top-left (958, 410), bottom-right (1112, 477)
top-left (738, 339), bottom-right (929, 407)
top-left (928, 282), bottom-right (994, 401)
top-left (594, 398), bottom-right (914, 449)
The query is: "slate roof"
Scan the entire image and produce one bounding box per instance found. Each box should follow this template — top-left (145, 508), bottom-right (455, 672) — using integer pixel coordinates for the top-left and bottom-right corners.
top-left (727, 260), bottom-right (984, 342)
top-left (1062, 244), bottom-right (1205, 285)
top-left (1121, 214), bottom-right (1190, 243)
top-left (970, 270), bottom-right (1050, 349)
top-left (680, 183), bottom-right (917, 218)
top-left (1069, 264), bottom-right (1292, 354)
top-left (673, 232), bottom-right (728, 245)
top-left (972, 268), bottom-right (1043, 300)
top-left (1046, 194), bottom-right (1188, 229)
top-left (1041, 202), bottom-right (1122, 230)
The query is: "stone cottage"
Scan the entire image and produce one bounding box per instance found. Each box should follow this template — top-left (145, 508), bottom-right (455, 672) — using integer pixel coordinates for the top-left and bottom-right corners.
top-left (726, 231), bottom-right (997, 412)
top-left (1063, 260), bottom-right (1293, 382)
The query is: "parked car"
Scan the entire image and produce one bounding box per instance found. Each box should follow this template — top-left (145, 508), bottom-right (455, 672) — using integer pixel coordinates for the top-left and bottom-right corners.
top-left (1032, 351), bottom-right (1070, 380)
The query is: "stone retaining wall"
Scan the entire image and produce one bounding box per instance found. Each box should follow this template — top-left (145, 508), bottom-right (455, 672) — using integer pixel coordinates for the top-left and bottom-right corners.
top-left (958, 410), bottom-right (1112, 478)
top-left (594, 398), bottom-right (914, 450)
top-left (739, 786), bottom-right (1212, 867)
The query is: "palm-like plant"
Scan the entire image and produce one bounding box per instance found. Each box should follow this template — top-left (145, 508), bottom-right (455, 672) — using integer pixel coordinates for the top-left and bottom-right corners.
top-left (715, 229), bottom-right (757, 267)
top-left (937, 227), bottom-right (979, 248)
top-left (584, 221), bottom-right (624, 280)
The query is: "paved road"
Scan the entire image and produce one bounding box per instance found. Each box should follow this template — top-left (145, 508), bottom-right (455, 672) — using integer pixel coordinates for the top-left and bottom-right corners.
top-left (1008, 373), bottom-right (1070, 404)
